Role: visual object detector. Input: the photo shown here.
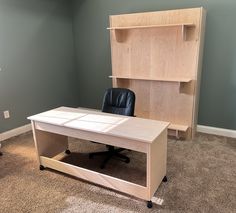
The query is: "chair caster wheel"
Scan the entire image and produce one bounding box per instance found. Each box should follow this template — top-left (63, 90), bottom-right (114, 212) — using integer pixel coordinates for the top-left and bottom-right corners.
top-left (125, 158), bottom-right (130, 163)
top-left (162, 176), bottom-right (167, 182)
top-left (0, 152), bottom-right (2, 156)
top-left (65, 150), bottom-right (71, 155)
top-left (39, 165), bottom-right (45, 171)
top-left (147, 200), bottom-right (153, 208)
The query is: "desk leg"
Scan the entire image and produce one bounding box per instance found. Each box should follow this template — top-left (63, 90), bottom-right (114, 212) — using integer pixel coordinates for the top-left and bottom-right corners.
top-left (31, 121), bottom-right (68, 168)
top-left (147, 129), bottom-right (167, 203)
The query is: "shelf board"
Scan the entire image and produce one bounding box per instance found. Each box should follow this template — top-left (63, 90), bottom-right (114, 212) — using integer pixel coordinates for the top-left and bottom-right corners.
top-left (107, 23), bottom-right (195, 30)
top-left (109, 76), bottom-right (192, 83)
top-left (168, 124), bottom-right (189, 132)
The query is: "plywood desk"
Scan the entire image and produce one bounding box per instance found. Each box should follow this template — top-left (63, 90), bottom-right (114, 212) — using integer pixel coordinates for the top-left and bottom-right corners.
top-left (28, 107), bottom-right (169, 207)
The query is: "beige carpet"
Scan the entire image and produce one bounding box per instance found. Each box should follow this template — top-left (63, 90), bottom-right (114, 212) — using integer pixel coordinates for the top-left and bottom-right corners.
top-left (0, 132), bottom-right (235, 213)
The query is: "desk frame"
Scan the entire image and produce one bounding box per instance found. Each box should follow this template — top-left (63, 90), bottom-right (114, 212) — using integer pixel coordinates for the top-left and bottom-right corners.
top-left (31, 119), bottom-right (167, 203)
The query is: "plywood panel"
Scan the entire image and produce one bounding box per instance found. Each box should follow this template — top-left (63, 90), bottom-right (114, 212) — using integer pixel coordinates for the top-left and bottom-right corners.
top-left (130, 80), bottom-right (151, 118)
top-left (130, 29), bottom-right (151, 78)
top-left (112, 27), bottom-right (198, 80)
top-left (110, 8), bottom-right (201, 30)
top-left (147, 129), bottom-right (167, 198)
top-left (40, 156), bottom-right (149, 200)
top-left (109, 8), bottom-right (206, 139)
top-left (192, 9), bottom-right (207, 138)
top-left (150, 81), bottom-right (193, 126)
top-left (111, 37), bottom-right (131, 77)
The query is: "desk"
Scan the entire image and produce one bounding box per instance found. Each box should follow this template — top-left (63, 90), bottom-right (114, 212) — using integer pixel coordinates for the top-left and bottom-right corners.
top-left (28, 107), bottom-right (169, 207)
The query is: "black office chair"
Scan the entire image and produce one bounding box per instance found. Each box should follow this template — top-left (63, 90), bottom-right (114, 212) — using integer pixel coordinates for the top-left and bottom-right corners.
top-left (89, 88), bottom-right (135, 169)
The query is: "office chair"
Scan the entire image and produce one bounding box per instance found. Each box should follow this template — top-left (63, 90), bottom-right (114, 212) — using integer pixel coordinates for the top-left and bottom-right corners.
top-left (89, 88), bottom-right (135, 169)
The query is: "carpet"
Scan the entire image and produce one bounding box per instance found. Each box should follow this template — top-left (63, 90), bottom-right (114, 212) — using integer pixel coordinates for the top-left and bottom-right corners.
top-left (0, 132), bottom-right (235, 213)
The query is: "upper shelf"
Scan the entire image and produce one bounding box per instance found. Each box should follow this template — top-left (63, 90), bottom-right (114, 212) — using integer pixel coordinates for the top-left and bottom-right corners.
top-left (108, 23), bottom-right (195, 42)
top-left (107, 23), bottom-right (195, 30)
top-left (109, 75), bottom-right (192, 83)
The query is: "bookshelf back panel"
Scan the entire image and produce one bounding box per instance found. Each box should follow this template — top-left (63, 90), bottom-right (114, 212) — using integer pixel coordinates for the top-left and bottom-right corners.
top-left (116, 79), bottom-right (193, 126)
top-left (111, 27), bottom-right (198, 80)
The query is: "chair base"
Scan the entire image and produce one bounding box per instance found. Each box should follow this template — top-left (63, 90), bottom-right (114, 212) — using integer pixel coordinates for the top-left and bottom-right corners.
top-left (89, 146), bottom-right (130, 169)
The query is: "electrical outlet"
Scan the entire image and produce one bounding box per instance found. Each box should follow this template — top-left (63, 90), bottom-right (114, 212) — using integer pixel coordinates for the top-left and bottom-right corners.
top-left (3, 110), bottom-right (10, 119)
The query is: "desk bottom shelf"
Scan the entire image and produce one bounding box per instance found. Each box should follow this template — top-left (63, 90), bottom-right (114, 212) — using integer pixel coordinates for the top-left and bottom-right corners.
top-left (40, 156), bottom-right (149, 200)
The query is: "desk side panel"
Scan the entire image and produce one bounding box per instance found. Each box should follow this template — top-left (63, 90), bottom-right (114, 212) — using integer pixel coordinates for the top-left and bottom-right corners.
top-left (32, 121), bottom-right (68, 161)
top-left (147, 129), bottom-right (167, 199)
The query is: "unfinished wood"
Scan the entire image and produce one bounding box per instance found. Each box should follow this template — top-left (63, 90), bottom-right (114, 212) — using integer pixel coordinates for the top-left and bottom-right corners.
top-left (28, 107), bottom-right (168, 204)
top-left (109, 75), bottom-right (192, 83)
top-left (112, 76), bottom-right (193, 95)
top-left (31, 121), bottom-right (41, 164)
top-left (35, 121), bottom-right (149, 153)
top-left (34, 129), bottom-right (68, 158)
top-left (129, 80), bottom-right (151, 119)
top-left (110, 22), bottom-right (198, 78)
top-left (108, 23), bottom-right (195, 42)
top-left (78, 114), bottom-right (127, 124)
top-left (30, 107), bottom-right (169, 144)
top-left (109, 8), bottom-right (206, 139)
top-left (31, 121), bottom-right (68, 165)
top-left (108, 117), bottom-right (169, 142)
top-left (40, 156), bottom-right (149, 200)
top-left (66, 120), bottom-right (116, 132)
top-left (181, 24), bottom-right (195, 41)
top-left (168, 124), bottom-right (189, 132)
top-left (114, 77), bottom-right (193, 132)
top-left (147, 129), bottom-right (167, 199)
top-left (107, 23), bottom-right (195, 30)
top-left (191, 9), bottom-right (207, 139)
top-left (28, 110), bottom-right (87, 126)
top-left (149, 81), bottom-right (193, 126)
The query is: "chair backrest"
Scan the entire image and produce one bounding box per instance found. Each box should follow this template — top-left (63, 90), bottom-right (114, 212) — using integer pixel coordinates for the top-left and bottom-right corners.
top-left (102, 88), bottom-right (135, 116)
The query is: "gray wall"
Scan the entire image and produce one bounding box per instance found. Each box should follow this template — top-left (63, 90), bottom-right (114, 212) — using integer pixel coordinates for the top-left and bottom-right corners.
top-left (1, 0), bottom-right (235, 133)
top-left (0, 0), bottom-right (78, 133)
top-left (72, 0), bottom-right (236, 130)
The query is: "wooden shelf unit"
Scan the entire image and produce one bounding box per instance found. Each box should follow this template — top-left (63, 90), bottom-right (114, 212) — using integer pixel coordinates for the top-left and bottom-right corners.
top-left (109, 75), bottom-right (192, 83)
top-left (108, 23), bottom-right (195, 42)
top-left (109, 76), bottom-right (193, 94)
top-left (168, 124), bottom-right (189, 139)
top-left (108, 8), bottom-right (206, 139)
top-left (168, 124), bottom-right (189, 132)
top-left (107, 23), bottom-right (195, 30)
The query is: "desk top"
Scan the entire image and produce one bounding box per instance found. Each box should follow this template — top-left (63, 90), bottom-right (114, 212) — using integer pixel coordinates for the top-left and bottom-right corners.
top-left (28, 107), bottom-right (169, 143)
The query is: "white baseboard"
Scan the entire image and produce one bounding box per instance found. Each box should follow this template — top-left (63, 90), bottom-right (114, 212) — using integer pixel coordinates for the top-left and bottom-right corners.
top-left (0, 124), bottom-right (32, 142)
top-left (197, 125), bottom-right (236, 138)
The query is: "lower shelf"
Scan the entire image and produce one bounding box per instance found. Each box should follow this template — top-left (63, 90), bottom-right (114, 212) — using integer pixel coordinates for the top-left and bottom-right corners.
top-left (168, 124), bottom-right (189, 139)
top-left (168, 124), bottom-right (189, 132)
